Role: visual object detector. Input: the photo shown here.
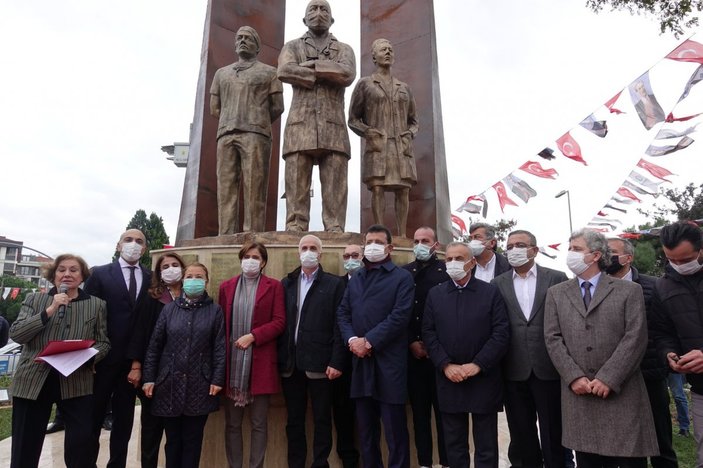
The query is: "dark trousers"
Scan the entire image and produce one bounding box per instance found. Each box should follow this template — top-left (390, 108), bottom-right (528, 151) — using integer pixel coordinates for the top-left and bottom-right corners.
top-left (282, 368), bottom-right (334, 468)
top-left (162, 414), bottom-right (208, 468)
top-left (90, 360), bottom-right (137, 468)
top-left (137, 390), bottom-right (165, 468)
top-left (331, 367), bottom-right (359, 468)
top-left (504, 375), bottom-right (564, 468)
top-left (11, 371), bottom-right (93, 468)
top-left (355, 397), bottom-right (410, 468)
top-left (644, 378), bottom-right (678, 468)
top-left (575, 452), bottom-right (647, 468)
top-left (408, 356), bottom-right (447, 466)
top-left (442, 411), bottom-right (498, 468)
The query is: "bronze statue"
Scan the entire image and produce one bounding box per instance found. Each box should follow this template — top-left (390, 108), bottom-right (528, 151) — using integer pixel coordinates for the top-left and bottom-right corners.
top-left (349, 38), bottom-right (418, 237)
top-left (277, 0), bottom-right (356, 233)
top-left (210, 26), bottom-right (284, 234)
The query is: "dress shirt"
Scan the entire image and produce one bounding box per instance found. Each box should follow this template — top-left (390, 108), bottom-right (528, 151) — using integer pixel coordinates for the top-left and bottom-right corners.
top-left (621, 268), bottom-right (633, 282)
top-left (577, 272), bottom-right (601, 300)
top-left (118, 256), bottom-right (143, 295)
top-left (295, 267), bottom-right (318, 344)
top-left (512, 264), bottom-right (537, 320)
top-left (475, 253), bottom-right (497, 283)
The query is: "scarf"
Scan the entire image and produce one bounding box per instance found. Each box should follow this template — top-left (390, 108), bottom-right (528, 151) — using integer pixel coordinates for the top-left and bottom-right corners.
top-left (227, 274), bottom-right (260, 406)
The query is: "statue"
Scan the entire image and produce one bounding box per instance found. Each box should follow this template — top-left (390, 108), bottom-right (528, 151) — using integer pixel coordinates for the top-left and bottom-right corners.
top-left (277, 0), bottom-right (356, 233)
top-left (210, 26), bottom-right (284, 234)
top-left (349, 38), bottom-right (418, 237)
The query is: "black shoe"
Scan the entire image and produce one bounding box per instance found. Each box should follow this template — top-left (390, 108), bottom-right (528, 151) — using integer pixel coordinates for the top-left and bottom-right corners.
top-left (102, 414), bottom-right (113, 431)
top-left (679, 429), bottom-right (690, 437)
top-left (46, 420), bottom-right (65, 434)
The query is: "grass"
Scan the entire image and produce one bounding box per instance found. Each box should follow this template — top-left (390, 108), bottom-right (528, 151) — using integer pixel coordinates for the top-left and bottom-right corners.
top-left (673, 431), bottom-right (696, 468)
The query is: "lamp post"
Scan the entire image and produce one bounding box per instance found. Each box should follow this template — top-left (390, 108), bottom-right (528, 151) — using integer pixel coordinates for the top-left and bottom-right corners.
top-left (555, 190), bottom-right (573, 235)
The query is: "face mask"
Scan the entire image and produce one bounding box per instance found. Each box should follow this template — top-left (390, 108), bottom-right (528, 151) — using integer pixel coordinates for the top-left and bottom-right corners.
top-left (241, 258), bottom-right (261, 278)
top-left (182, 278), bottom-right (206, 297)
top-left (364, 243), bottom-right (387, 263)
top-left (669, 257), bottom-right (703, 276)
top-left (604, 255), bottom-right (624, 275)
top-left (566, 251), bottom-right (593, 276)
top-left (507, 247), bottom-right (530, 268)
top-left (300, 250), bottom-right (319, 269)
top-left (161, 266), bottom-right (183, 284)
top-left (413, 243), bottom-right (432, 262)
top-left (446, 260), bottom-right (468, 281)
top-left (120, 241), bottom-right (143, 263)
top-left (469, 239), bottom-right (486, 257)
top-left (344, 259), bottom-right (362, 273)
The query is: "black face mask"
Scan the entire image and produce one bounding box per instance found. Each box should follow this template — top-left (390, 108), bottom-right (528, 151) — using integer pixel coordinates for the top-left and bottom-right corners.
top-left (605, 255), bottom-right (623, 275)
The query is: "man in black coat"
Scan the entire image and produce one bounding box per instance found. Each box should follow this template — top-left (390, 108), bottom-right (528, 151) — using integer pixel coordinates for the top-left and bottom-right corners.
top-left (278, 234), bottom-right (347, 468)
top-left (402, 226), bottom-right (449, 468)
top-left (423, 241), bottom-right (510, 468)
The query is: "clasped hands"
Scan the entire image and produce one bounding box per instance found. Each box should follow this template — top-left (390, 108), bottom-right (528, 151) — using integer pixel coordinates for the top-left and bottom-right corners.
top-left (349, 337), bottom-right (372, 358)
top-left (443, 363), bottom-right (481, 383)
top-left (570, 376), bottom-right (611, 398)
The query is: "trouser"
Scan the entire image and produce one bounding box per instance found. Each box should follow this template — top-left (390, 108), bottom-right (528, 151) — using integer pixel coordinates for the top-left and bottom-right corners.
top-left (282, 368), bottom-right (334, 468)
top-left (355, 397), bottom-right (410, 468)
top-left (284, 150), bottom-right (348, 232)
top-left (690, 391), bottom-right (703, 468)
top-left (574, 452), bottom-right (646, 468)
top-left (331, 368), bottom-right (359, 468)
top-left (216, 131), bottom-right (272, 234)
top-left (11, 371), bottom-right (93, 468)
top-left (224, 394), bottom-right (270, 468)
top-left (644, 378), bottom-right (677, 468)
top-left (137, 390), bottom-right (165, 468)
top-left (668, 373), bottom-right (690, 432)
top-left (162, 414), bottom-right (208, 468)
top-left (408, 356), bottom-right (447, 466)
top-left (442, 411), bottom-right (499, 468)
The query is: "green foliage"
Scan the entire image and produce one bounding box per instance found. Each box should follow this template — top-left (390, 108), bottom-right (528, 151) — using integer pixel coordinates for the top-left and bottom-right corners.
top-left (112, 209), bottom-right (170, 269)
top-left (586, 0), bottom-right (702, 37)
top-left (0, 276), bottom-right (39, 325)
top-left (632, 239), bottom-right (663, 277)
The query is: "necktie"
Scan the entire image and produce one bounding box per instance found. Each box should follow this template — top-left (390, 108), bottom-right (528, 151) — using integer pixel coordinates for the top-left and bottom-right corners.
top-left (582, 281), bottom-right (592, 309)
top-left (128, 266), bottom-right (137, 305)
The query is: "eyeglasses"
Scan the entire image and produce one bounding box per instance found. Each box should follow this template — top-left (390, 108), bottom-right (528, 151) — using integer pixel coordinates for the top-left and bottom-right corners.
top-left (342, 253), bottom-right (361, 260)
top-left (506, 243), bottom-right (534, 250)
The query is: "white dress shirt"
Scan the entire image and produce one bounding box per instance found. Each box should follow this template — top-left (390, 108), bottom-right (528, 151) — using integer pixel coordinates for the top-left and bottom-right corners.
top-left (512, 264), bottom-right (537, 320)
top-left (118, 256), bottom-right (143, 294)
top-left (474, 253), bottom-right (497, 283)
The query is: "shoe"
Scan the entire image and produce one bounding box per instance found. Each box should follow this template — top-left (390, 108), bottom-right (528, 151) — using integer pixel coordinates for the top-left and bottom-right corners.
top-left (46, 420), bottom-right (65, 434)
top-left (102, 414), bottom-right (113, 431)
top-left (679, 429), bottom-right (690, 437)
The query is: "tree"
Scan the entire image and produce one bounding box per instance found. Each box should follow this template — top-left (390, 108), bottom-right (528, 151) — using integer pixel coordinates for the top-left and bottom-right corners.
top-left (640, 183), bottom-right (703, 222)
top-left (586, 0), bottom-right (702, 37)
top-left (113, 209), bottom-right (170, 269)
top-left (0, 276), bottom-right (40, 325)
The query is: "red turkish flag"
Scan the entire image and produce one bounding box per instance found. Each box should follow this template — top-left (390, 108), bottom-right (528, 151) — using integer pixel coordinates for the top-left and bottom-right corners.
top-left (450, 214), bottom-right (467, 235)
top-left (548, 243), bottom-right (561, 250)
top-left (667, 40), bottom-right (703, 64)
top-left (605, 91), bottom-right (625, 114)
top-left (619, 232), bottom-right (642, 240)
top-left (10, 288), bottom-right (20, 300)
top-left (617, 187), bottom-right (642, 202)
top-left (666, 112), bottom-right (703, 122)
top-left (597, 211), bottom-right (607, 216)
top-left (556, 132), bottom-right (587, 165)
top-left (519, 161), bottom-right (559, 179)
top-left (492, 182), bottom-right (519, 212)
top-left (636, 158), bottom-right (674, 182)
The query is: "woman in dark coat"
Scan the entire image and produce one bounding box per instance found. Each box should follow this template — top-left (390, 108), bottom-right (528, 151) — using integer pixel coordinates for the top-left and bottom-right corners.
top-left (142, 262), bottom-right (226, 468)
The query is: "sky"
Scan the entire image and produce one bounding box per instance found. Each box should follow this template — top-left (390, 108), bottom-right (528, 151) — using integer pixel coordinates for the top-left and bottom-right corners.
top-left (1, 0), bottom-right (702, 271)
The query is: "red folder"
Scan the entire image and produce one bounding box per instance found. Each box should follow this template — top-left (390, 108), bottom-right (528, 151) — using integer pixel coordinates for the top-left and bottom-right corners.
top-left (35, 340), bottom-right (95, 360)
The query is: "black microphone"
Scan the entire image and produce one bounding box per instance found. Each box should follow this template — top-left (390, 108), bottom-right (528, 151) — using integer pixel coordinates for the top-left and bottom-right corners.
top-left (58, 283), bottom-right (69, 319)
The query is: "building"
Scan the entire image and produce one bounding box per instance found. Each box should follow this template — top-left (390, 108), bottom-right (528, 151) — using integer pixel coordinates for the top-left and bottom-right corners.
top-left (0, 236), bottom-right (22, 277)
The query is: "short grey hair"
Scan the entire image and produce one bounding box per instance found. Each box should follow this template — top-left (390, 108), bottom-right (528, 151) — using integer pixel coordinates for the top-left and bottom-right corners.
top-left (299, 234), bottom-right (322, 251)
top-left (445, 241), bottom-right (473, 260)
top-left (469, 222), bottom-right (496, 239)
top-left (608, 237), bottom-right (634, 256)
top-left (570, 229), bottom-right (611, 270)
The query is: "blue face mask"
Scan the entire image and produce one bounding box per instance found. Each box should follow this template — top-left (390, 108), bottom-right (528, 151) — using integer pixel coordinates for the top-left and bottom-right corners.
top-left (413, 243), bottom-right (432, 261)
top-left (183, 278), bottom-right (206, 297)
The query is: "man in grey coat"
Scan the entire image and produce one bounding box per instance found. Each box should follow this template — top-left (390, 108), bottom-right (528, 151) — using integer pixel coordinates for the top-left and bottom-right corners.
top-left (545, 229), bottom-right (658, 468)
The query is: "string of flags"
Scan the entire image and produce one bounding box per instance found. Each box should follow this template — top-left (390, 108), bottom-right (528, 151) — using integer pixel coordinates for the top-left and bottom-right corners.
top-left (1, 287), bottom-right (33, 301)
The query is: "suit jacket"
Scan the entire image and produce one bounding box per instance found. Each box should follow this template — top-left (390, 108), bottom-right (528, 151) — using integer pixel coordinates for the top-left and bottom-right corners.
top-left (219, 274), bottom-right (286, 396)
top-left (402, 256), bottom-right (448, 344)
top-left (544, 275), bottom-right (658, 457)
top-left (337, 260), bottom-right (414, 404)
top-left (492, 264), bottom-right (567, 381)
top-left (278, 266), bottom-right (346, 374)
top-left (422, 276), bottom-right (510, 414)
top-left (10, 289), bottom-right (110, 400)
top-left (84, 260), bottom-right (151, 364)
top-left (472, 252), bottom-right (511, 281)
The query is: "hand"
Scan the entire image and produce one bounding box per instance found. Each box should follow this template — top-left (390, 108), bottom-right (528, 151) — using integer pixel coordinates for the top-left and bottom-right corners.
top-left (364, 127), bottom-right (385, 139)
top-left (300, 59), bottom-right (317, 68)
top-left (349, 337), bottom-right (370, 358)
top-left (677, 349), bottom-right (703, 374)
top-left (461, 363), bottom-right (481, 378)
top-left (46, 293), bottom-right (70, 317)
top-left (570, 376), bottom-right (592, 395)
top-left (443, 363), bottom-right (468, 383)
top-left (589, 379), bottom-right (611, 399)
top-left (235, 333), bottom-right (255, 350)
top-left (667, 352), bottom-right (684, 373)
top-left (127, 369), bottom-right (141, 388)
top-left (409, 341), bottom-right (428, 359)
top-left (142, 383), bottom-right (154, 398)
top-left (209, 385), bottom-right (222, 396)
top-left (326, 367), bottom-right (342, 380)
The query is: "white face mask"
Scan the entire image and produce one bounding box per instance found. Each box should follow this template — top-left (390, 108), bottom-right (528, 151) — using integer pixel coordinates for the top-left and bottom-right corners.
top-left (566, 251), bottom-right (593, 276)
top-left (507, 247), bottom-right (530, 268)
top-left (669, 257), bottom-right (703, 276)
top-left (241, 258), bottom-right (261, 278)
top-left (161, 266), bottom-right (183, 285)
top-left (120, 241), bottom-right (143, 263)
top-left (469, 239), bottom-right (486, 257)
top-left (300, 250), bottom-right (319, 269)
top-left (446, 260), bottom-right (468, 281)
top-left (364, 243), bottom-right (387, 263)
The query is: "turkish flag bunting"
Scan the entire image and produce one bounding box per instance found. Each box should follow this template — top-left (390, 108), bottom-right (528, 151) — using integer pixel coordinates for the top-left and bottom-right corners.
top-left (10, 288), bottom-right (20, 300)
top-left (492, 182), bottom-right (519, 212)
top-left (519, 161), bottom-right (559, 179)
top-left (451, 214), bottom-right (467, 235)
top-left (666, 112), bottom-right (703, 122)
top-left (619, 232), bottom-right (642, 239)
top-left (605, 91), bottom-right (625, 114)
top-left (666, 40), bottom-right (703, 64)
top-left (556, 132), bottom-right (588, 165)
top-left (548, 243), bottom-right (561, 250)
top-left (636, 158), bottom-right (675, 182)
top-left (617, 187), bottom-right (642, 202)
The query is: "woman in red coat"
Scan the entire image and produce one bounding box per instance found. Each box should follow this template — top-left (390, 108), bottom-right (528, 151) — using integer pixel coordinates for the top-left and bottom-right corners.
top-left (219, 241), bottom-right (285, 468)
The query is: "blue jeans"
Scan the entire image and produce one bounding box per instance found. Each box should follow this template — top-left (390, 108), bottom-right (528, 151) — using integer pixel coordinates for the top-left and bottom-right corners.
top-left (668, 373), bottom-right (690, 432)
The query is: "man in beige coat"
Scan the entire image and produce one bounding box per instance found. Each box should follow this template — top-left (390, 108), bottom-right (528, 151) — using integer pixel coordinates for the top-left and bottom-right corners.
top-left (544, 229), bottom-right (658, 468)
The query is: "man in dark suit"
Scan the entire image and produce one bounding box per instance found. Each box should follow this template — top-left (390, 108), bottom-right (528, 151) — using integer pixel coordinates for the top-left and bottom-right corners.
top-left (423, 241), bottom-right (510, 468)
top-left (84, 228), bottom-right (152, 467)
top-left (492, 230), bottom-right (568, 468)
top-left (402, 226), bottom-right (449, 468)
top-left (337, 224), bottom-right (414, 468)
top-left (278, 234), bottom-right (346, 468)
top-left (468, 222), bottom-right (511, 282)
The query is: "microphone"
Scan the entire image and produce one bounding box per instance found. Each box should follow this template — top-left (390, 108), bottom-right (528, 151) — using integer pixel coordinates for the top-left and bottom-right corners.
top-left (58, 283), bottom-right (69, 319)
